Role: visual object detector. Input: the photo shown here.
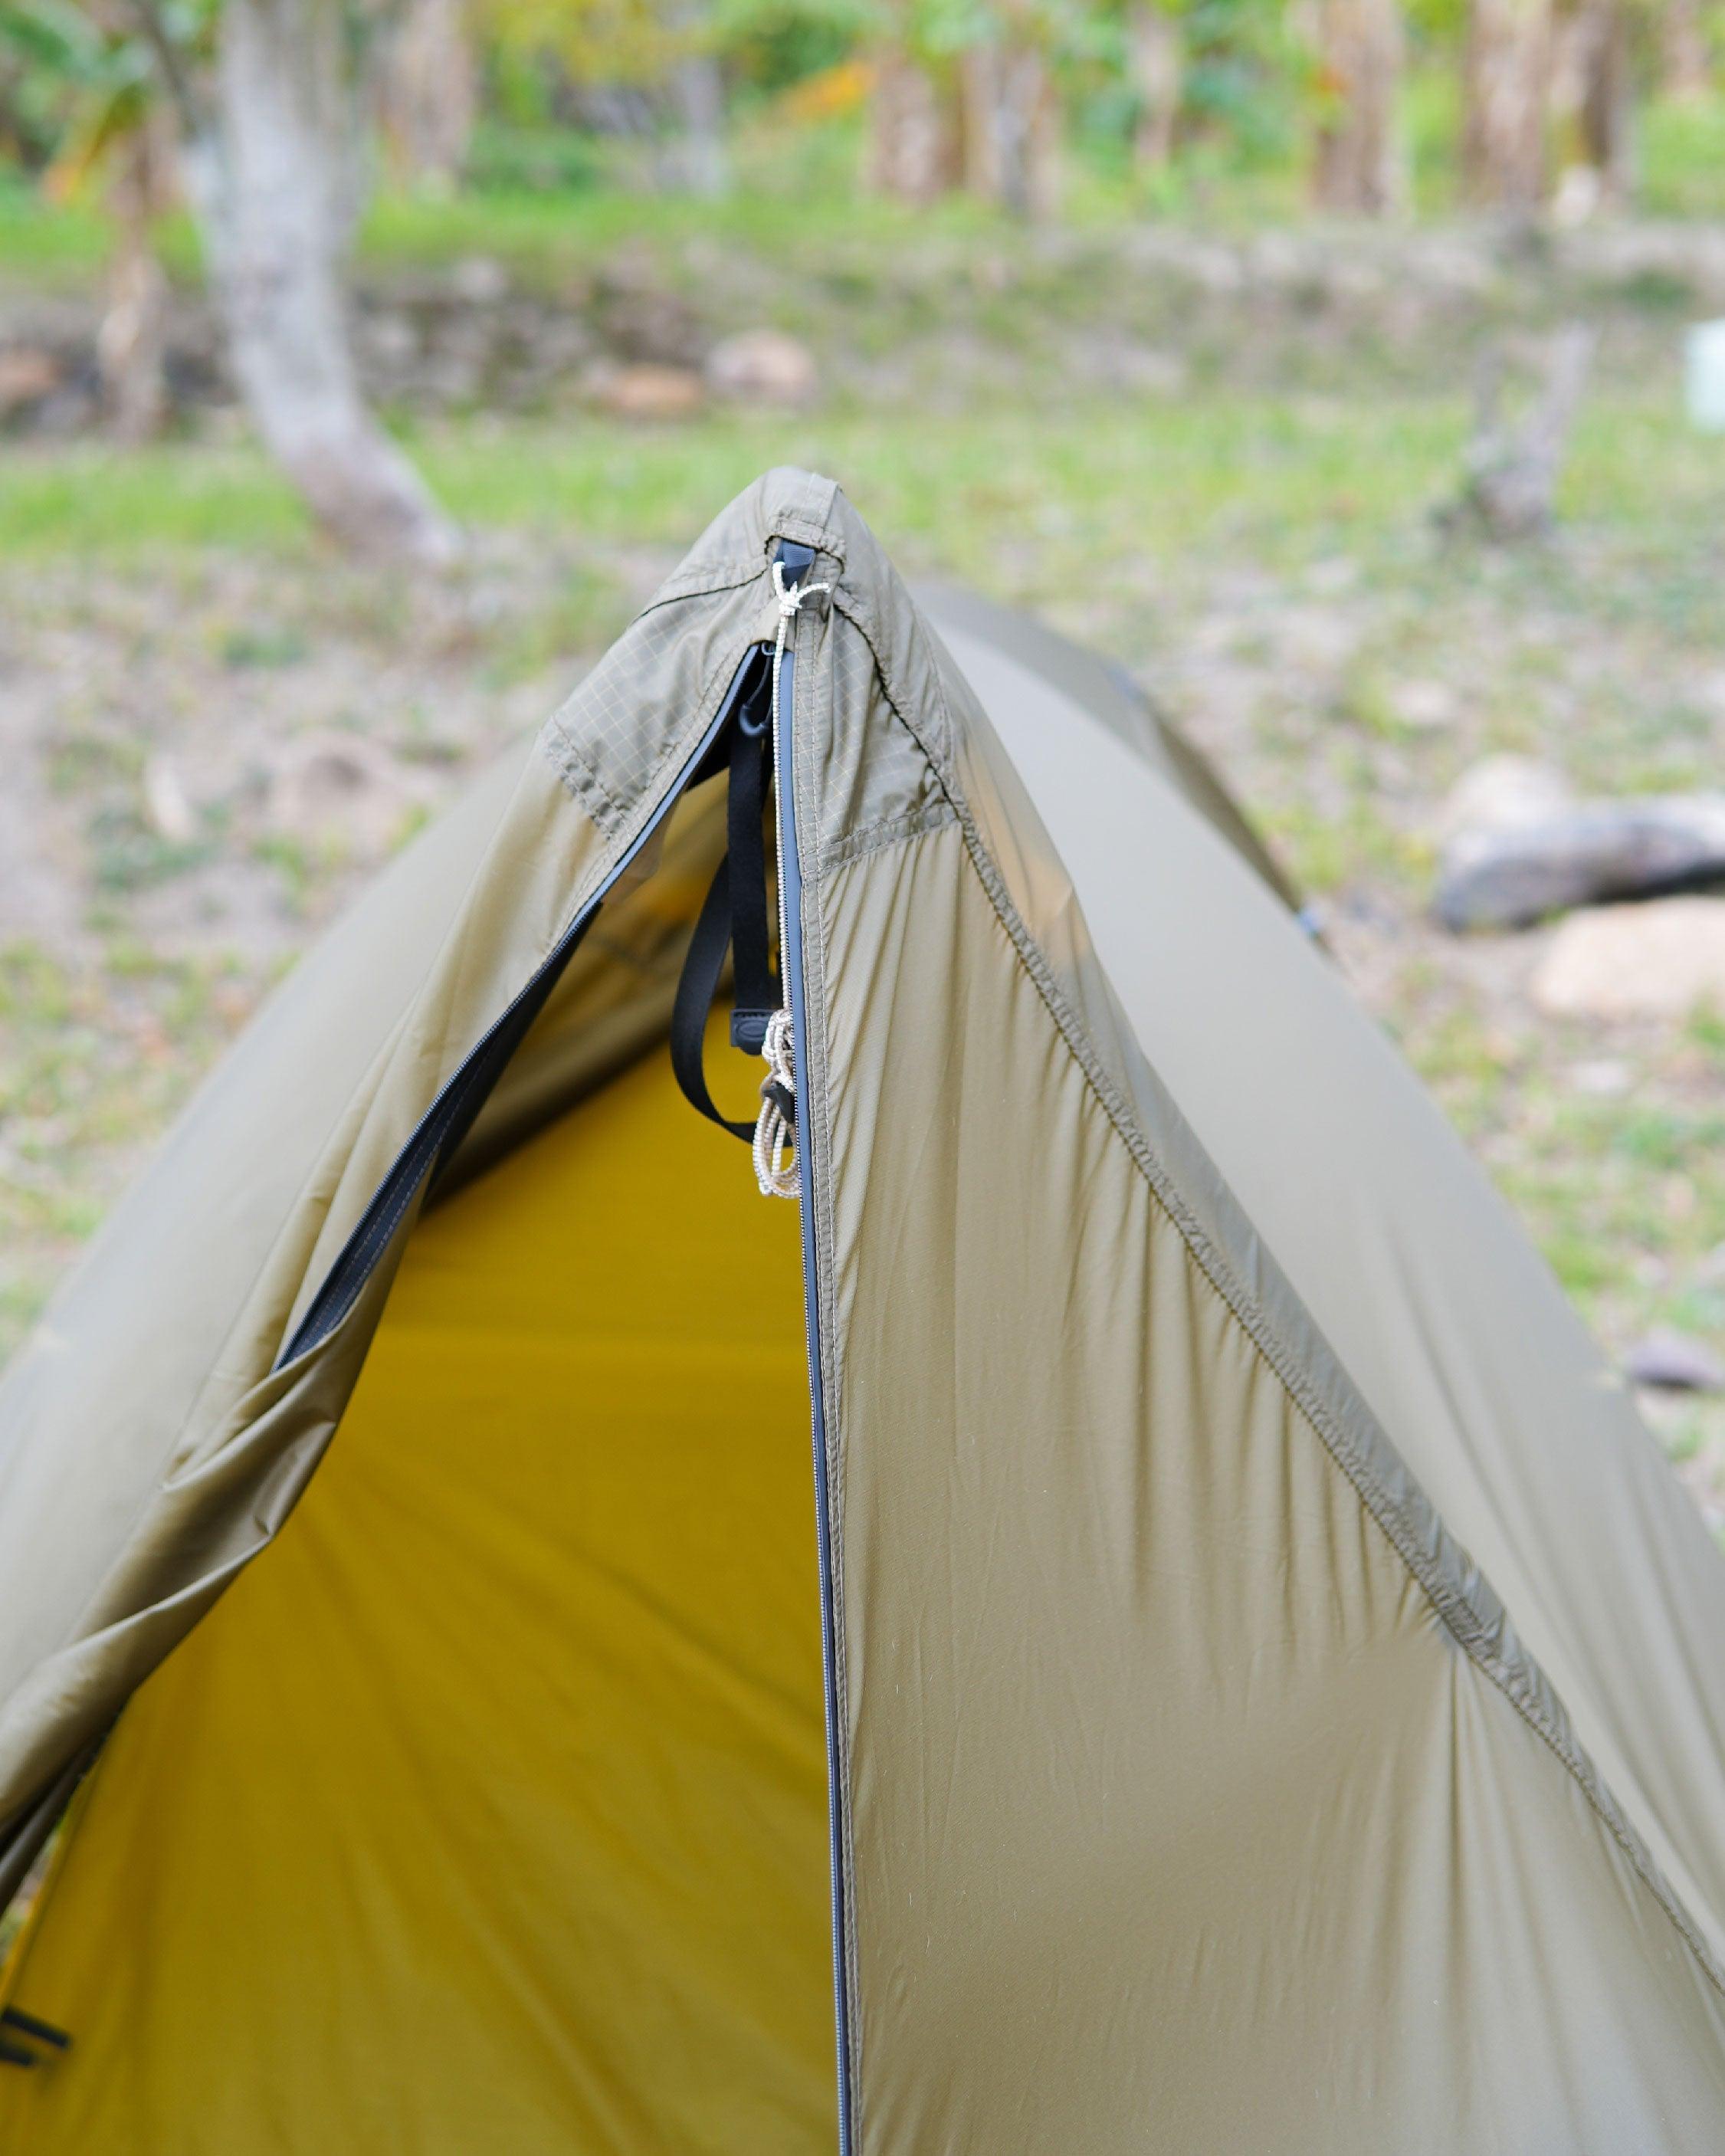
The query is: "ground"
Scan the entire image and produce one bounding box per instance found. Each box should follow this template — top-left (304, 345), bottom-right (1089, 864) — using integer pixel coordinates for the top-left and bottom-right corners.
top-left (2, 185), bottom-right (1723, 1519)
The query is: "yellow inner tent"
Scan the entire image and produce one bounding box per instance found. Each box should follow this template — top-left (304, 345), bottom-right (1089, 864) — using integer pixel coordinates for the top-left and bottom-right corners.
top-left (0, 1037), bottom-right (834, 2154)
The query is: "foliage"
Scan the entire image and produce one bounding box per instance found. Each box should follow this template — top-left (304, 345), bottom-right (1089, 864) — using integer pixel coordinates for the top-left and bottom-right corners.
top-left (5, 0), bottom-right (1722, 223)
top-left (0, 0), bottom-right (212, 188)
top-left (710, 0), bottom-right (872, 98)
top-left (0, 0), bottom-right (154, 179)
top-left (478, 0), bottom-right (680, 90)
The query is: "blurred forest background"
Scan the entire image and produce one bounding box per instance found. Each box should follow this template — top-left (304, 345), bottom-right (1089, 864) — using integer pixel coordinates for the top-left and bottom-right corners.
top-left (1, 0), bottom-right (1723, 1506)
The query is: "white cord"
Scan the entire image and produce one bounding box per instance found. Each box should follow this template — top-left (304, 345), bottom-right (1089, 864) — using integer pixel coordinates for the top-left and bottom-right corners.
top-left (770, 556), bottom-right (831, 743)
top-left (753, 1007), bottom-right (800, 1199)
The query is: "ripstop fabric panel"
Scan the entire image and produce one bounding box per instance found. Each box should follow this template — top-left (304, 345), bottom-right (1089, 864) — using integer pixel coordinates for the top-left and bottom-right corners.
top-left (958, 639), bottom-right (1725, 1969)
top-left (0, 1031), bottom-right (833, 2156)
top-left (814, 817), bottom-right (1725, 2152)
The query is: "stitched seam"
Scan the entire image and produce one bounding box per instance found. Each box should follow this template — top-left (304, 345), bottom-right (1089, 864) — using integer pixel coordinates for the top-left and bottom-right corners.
top-left (822, 801), bottom-right (957, 873)
top-left (829, 595), bottom-right (961, 808)
top-left (542, 730), bottom-right (624, 830)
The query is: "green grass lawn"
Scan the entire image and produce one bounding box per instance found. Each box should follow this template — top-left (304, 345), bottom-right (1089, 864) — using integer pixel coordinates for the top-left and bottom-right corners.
top-left (4, 389), bottom-right (1722, 562)
top-left (2, 155), bottom-right (1724, 1493)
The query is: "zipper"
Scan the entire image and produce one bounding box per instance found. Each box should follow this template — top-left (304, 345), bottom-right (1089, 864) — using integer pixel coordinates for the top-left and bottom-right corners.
top-left (772, 592), bottom-right (857, 2156)
top-left (275, 648), bottom-right (768, 1372)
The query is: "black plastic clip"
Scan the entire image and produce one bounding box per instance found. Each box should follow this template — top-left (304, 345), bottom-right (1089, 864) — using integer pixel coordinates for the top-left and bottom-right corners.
top-left (775, 539), bottom-right (818, 591)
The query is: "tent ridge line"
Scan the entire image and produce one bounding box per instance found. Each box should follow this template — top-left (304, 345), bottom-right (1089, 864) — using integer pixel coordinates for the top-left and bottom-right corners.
top-left (928, 754), bottom-right (1725, 2014)
top-left (622, 494), bottom-right (845, 646)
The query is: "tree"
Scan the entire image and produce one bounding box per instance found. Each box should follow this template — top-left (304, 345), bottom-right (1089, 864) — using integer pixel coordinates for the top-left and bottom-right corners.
top-left (0, 0), bottom-right (175, 435)
top-left (867, 45), bottom-right (953, 198)
top-left (379, 0), bottom-right (477, 190)
top-left (95, 110), bottom-right (174, 438)
top-left (1309, 0), bottom-right (1403, 212)
top-left (865, 0), bottom-right (1063, 218)
top-left (479, 0), bottom-right (726, 195)
top-left (1658, 0), bottom-right (1710, 100)
top-left (140, 0), bottom-right (460, 561)
top-left (866, 0), bottom-right (959, 203)
top-left (662, 0), bottom-right (726, 195)
top-left (1461, 0), bottom-right (1552, 211)
top-left (1126, 0), bottom-right (1182, 170)
top-left (1566, 0), bottom-right (1631, 206)
top-left (956, 6), bottom-right (1061, 221)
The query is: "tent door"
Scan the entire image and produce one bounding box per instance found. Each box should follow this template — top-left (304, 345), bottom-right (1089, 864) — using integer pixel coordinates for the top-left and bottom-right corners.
top-left (275, 644), bottom-right (773, 1370)
top-left (649, 540), bottom-right (851, 2152)
top-left (271, 543), bottom-right (858, 2145)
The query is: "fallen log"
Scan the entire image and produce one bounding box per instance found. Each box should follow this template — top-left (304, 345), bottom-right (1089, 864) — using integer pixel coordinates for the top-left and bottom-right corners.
top-left (1436, 793), bottom-right (1725, 931)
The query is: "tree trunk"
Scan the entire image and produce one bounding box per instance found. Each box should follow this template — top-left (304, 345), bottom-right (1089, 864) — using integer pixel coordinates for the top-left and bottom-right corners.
top-left (1462, 0), bottom-right (1553, 212)
top-left (98, 126), bottom-right (171, 441)
top-left (1573, 0), bottom-right (1632, 205)
top-left (665, 53), bottom-right (726, 196)
top-left (867, 46), bottom-right (958, 204)
top-left (187, 0), bottom-right (459, 563)
top-left (1445, 320), bottom-right (1594, 539)
top-left (1659, 0), bottom-right (1711, 100)
top-left (958, 38), bottom-right (1061, 220)
top-left (1127, 4), bottom-right (1182, 170)
top-left (379, 0), bottom-right (476, 192)
top-left (1310, 0), bottom-right (1405, 213)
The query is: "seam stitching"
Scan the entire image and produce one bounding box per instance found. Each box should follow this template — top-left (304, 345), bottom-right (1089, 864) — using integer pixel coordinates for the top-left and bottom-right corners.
top-left (822, 800), bottom-right (958, 873)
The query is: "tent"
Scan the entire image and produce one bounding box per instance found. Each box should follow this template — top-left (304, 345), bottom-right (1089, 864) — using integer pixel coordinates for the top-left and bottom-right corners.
top-left (2, 468), bottom-right (1725, 2152)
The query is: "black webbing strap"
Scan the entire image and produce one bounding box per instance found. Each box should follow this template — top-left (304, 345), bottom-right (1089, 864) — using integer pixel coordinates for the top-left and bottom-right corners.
top-left (0, 2004), bottom-right (71, 2068)
top-left (669, 677), bottom-right (780, 1142)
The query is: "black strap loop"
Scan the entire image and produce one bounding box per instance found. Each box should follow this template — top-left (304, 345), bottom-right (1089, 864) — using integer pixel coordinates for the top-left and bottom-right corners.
top-left (669, 681), bottom-right (782, 1142)
top-left (0, 2005), bottom-right (71, 2068)
top-left (726, 691), bottom-right (778, 1054)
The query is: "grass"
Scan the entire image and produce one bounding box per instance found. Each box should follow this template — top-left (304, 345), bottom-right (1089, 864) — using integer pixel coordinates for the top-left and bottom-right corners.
top-left (2, 169), bottom-right (1723, 1493)
top-left (0, 938), bottom-right (257, 1357)
top-left (6, 389), bottom-right (1725, 600)
top-left (1639, 95), bottom-right (1725, 221)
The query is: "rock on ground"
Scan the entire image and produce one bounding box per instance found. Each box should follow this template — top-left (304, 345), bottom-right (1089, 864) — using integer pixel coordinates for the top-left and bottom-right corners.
top-left (1530, 897), bottom-right (1725, 1021)
top-left (267, 732), bottom-right (429, 864)
top-left (1438, 754), bottom-right (1573, 846)
top-left (704, 329), bottom-right (819, 408)
top-left (587, 362), bottom-right (706, 421)
top-left (1626, 1328), bottom-right (1725, 1393)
